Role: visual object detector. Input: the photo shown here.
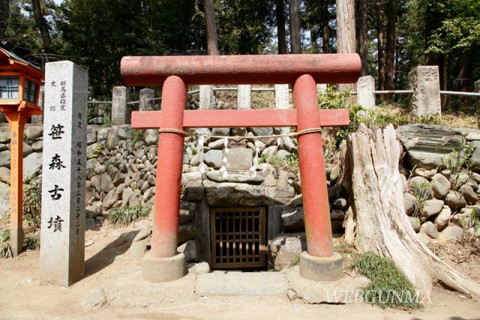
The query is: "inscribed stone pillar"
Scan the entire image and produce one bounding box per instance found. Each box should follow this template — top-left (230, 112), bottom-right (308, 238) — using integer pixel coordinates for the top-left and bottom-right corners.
top-left (408, 66), bottom-right (441, 116)
top-left (111, 86), bottom-right (130, 125)
top-left (237, 85), bottom-right (251, 109)
top-left (139, 88), bottom-right (155, 111)
top-left (275, 84), bottom-right (289, 110)
top-left (200, 85), bottom-right (215, 110)
top-left (356, 76), bottom-right (375, 109)
top-left (40, 61), bottom-right (88, 287)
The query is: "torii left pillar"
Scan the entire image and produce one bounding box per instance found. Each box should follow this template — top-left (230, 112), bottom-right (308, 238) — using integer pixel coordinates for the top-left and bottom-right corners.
top-left (0, 105), bottom-right (42, 256)
top-left (122, 54), bottom-right (360, 282)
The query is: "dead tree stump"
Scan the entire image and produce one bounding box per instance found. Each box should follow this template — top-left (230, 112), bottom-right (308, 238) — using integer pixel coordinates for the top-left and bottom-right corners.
top-left (346, 124), bottom-right (480, 298)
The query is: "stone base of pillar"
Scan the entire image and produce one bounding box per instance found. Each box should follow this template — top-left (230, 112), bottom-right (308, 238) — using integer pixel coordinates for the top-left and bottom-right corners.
top-left (299, 251), bottom-right (343, 281)
top-left (142, 252), bottom-right (186, 282)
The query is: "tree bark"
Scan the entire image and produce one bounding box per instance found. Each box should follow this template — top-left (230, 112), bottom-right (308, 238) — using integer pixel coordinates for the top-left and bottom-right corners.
top-left (336, 0), bottom-right (356, 91)
top-left (321, 0), bottom-right (330, 53)
top-left (347, 124), bottom-right (480, 299)
top-left (376, 4), bottom-right (385, 93)
top-left (384, 0), bottom-right (396, 99)
top-left (31, 0), bottom-right (53, 53)
top-left (289, 0), bottom-right (302, 54)
top-left (203, 0), bottom-right (219, 55)
top-left (357, 0), bottom-right (368, 76)
top-left (276, 0), bottom-right (287, 54)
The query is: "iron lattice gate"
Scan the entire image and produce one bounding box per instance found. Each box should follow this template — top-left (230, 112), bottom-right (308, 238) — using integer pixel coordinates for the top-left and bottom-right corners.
top-left (210, 207), bottom-right (267, 269)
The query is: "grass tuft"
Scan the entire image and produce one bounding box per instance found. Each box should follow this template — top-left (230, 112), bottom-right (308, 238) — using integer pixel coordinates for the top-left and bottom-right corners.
top-left (0, 230), bottom-right (12, 258)
top-left (354, 252), bottom-right (423, 310)
top-left (108, 205), bottom-right (151, 226)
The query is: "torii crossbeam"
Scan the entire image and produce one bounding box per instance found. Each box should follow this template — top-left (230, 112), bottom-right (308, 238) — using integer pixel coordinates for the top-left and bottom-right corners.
top-left (121, 54), bottom-right (361, 282)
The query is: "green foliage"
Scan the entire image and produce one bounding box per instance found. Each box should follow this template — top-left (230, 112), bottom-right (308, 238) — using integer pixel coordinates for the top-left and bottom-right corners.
top-left (22, 177), bottom-right (42, 231)
top-left (0, 230), bottom-right (12, 259)
top-left (132, 129), bottom-right (145, 143)
top-left (427, 17), bottom-right (480, 55)
top-left (270, 152), bottom-right (299, 172)
top-left (318, 86), bottom-right (441, 147)
top-left (216, 0), bottom-right (274, 54)
top-left (409, 177), bottom-right (433, 217)
top-left (108, 205), bottom-right (151, 226)
top-left (354, 252), bottom-right (422, 309)
top-left (440, 137), bottom-right (476, 175)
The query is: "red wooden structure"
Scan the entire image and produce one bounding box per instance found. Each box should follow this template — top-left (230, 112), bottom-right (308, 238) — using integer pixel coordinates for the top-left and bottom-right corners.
top-left (121, 54), bottom-right (360, 274)
top-left (0, 47), bottom-right (43, 256)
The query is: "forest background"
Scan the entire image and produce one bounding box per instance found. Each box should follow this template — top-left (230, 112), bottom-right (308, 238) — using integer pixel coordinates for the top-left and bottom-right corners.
top-left (0, 0), bottom-right (479, 104)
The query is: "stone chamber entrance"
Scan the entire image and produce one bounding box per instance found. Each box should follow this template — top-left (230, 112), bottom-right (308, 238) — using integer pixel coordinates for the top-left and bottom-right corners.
top-left (210, 207), bottom-right (267, 269)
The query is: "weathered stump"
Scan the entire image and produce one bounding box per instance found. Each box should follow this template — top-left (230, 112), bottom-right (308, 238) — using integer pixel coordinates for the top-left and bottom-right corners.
top-left (346, 124), bottom-right (480, 298)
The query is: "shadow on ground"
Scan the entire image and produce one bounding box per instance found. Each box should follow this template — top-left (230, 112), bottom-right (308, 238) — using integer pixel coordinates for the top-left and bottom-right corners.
top-left (83, 230), bottom-right (138, 278)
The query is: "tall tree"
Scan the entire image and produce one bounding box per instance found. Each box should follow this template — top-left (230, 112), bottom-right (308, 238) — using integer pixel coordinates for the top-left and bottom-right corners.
top-left (384, 0), bottom-right (397, 97)
top-left (356, 0), bottom-right (368, 76)
top-left (289, 0), bottom-right (302, 53)
top-left (336, 0), bottom-right (356, 91)
top-left (275, 0), bottom-right (287, 54)
top-left (376, 3), bottom-right (385, 91)
top-left (321, 0), bottom-right (332, 53)
top-left (31, 0), bottom-right (53, 53)
top-left (203, 0), bottom-right (218, 55)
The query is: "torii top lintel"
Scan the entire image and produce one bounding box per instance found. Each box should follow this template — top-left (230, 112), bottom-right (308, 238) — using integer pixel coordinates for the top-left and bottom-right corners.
top-left (121, 54), bottom-right (361, 86)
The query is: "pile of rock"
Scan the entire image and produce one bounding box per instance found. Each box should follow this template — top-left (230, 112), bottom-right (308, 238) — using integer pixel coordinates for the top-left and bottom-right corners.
top-left (403, 168), bottom-right (478, 243)
top-left (397, 124), bottom-right (480, 244)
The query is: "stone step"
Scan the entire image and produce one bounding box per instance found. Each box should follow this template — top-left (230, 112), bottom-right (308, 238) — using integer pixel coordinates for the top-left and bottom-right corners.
top-left (196, 271), bottom-right (288, 296)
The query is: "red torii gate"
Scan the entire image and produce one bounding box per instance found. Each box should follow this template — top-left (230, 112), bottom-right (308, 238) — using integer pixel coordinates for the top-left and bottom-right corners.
top-left (121, 54), bottom-right (361, 282)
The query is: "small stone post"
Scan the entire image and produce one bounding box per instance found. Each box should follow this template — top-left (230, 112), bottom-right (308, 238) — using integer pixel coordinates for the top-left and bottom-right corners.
top-left (111, 86), bottom-right (130, 125)
top-left (199, 85), bottom-right (215, 110)
top-left (408, 66), bottom-right (441, 116)
top-left (356, 76), bottom-right (375, 109)
top-left (40, 61), bottom-right (88, 287)
top-left (274, 84), bottom-right (289, 110)
top-left (237, 85), bottom-right (251, 109)
top-left (139, 88), bottom-right (155, 111)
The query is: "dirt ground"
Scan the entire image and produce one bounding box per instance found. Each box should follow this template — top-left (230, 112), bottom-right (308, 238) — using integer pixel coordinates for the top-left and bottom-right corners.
top-left (0, 221), bottom-right (479, 320)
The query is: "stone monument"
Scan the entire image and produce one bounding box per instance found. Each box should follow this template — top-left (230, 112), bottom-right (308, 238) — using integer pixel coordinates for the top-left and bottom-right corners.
top-left (356, 75), bottom-right (375, 109)
top-left (111, 86), bottom-right (130, 125)
top-left (409, 66), bottom-right (441, 116)
top-left (40, 61), bottom-right (88, 287)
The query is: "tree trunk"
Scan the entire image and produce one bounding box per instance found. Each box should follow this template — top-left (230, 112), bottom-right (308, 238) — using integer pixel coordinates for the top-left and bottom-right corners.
top-left (0, 0), bottom-right (9, 39)
top-left (276, 0), bottom-right (287, 54)
top-left (336, 0), bottom-right (356, 91)
top-left (384, 0), bottom-right (396, 99)
top-left (31, 0), bottom-right (53, 53)
top-left (347, 124), bottom-right (480, 298)
top-left (357, 0), bottom-right (368, 76)
top-left (289, 0), bottom-right (302, 54)
top-left (376, 4), bottom-right (385, 93)
top-left (321, 0), bottom-right (330, 53)
top-left (203, 0), bottom-right (219, 55)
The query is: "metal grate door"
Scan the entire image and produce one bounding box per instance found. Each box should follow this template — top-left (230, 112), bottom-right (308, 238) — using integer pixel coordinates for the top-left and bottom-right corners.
top-left (210, 207), bottom-right (266, 269)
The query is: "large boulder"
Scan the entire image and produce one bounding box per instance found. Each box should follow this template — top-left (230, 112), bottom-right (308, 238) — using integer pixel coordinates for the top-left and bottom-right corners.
top-left (397, 124), bottom-right (464, 169)
top-left (431, 173), bottom-right (451, 199)
top-left (269, 233), bottom-right (306, 271)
